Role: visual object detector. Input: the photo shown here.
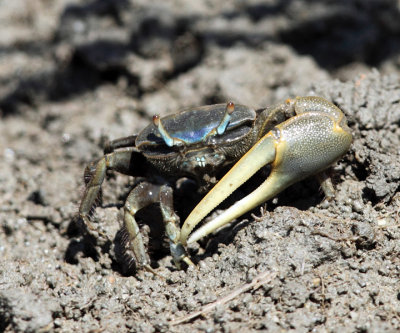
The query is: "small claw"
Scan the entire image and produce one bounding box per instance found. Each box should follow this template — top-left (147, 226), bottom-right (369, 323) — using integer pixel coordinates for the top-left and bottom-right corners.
top-left (170, 242), bottom-right (195, 268)
top-left (182, 256), bottom-right (196, 268)
top-left (180, 97), bottom-right (352, 245)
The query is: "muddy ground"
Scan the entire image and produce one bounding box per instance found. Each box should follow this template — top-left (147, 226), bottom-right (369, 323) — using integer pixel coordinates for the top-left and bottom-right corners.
top-left (1, 1), bottom-right (400, 332)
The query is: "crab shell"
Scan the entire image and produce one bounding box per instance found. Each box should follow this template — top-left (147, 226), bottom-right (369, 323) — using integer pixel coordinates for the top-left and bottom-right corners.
top-left (135, 104), bottom-right (259, 176)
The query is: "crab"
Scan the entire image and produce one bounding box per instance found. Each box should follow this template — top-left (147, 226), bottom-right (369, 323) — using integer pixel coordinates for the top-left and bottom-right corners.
top-left (78, 96), bottom-right (352, 272)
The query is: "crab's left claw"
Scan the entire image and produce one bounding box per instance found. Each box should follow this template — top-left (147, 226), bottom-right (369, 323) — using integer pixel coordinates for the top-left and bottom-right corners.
top-left (180, 96), bottom-right (352, 245)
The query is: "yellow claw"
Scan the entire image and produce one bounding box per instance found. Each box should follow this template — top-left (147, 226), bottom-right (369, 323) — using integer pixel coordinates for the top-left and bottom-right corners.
top-left (180, 96), bottom-right (352, 245)
top-left (179, 133), bottom-right (277, 244)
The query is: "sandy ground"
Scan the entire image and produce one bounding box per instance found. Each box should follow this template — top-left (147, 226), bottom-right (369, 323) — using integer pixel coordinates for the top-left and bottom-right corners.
top-left (1, 1), bottom-right (400, 332)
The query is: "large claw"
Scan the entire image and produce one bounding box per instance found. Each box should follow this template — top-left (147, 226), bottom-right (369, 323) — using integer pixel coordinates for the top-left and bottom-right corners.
top-left (180, 96), bottom-right (352, 245)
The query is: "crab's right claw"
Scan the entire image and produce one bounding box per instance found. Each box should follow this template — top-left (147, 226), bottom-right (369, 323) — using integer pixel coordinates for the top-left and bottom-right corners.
top-left (180, 97), bottom-right (352, 245)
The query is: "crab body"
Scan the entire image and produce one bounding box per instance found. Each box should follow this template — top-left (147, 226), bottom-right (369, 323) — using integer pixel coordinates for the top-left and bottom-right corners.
top-left (78, 96), bottom-right (352, 272)
top-left (135, 103), bottom-right (259, 182)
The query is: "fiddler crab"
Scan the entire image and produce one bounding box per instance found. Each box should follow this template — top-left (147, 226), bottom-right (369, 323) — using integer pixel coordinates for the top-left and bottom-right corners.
top-left (79, 96), bottom-right (352, 273)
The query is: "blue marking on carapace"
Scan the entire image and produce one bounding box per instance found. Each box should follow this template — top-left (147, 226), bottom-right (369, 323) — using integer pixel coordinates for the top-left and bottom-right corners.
top-left (171, 123), bottom-right (217, 144)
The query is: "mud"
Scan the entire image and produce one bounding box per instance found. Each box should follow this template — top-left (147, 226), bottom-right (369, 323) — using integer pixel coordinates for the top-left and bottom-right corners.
top-left (1, 1), bottom-right (400, 332)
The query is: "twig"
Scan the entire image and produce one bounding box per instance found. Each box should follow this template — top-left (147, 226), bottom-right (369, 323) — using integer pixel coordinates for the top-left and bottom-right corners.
top-left (171, 270), bottom-right (277, 325)
top-left (311, 230), bottom-right (358, 242)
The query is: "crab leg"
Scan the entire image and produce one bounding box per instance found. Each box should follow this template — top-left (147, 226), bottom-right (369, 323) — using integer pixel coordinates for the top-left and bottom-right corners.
top-left (124, 183), bottom-right (193, 272)
top-left (79, 148), bottom-right (138, 229)
top-left (79, 147), bottom-right (194, 271)
top-left (180, 97), bottom-right (352, 245)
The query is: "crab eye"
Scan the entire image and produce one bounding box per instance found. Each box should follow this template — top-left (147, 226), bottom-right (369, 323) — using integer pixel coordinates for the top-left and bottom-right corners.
top-left (216, 102), bottom-right (235, 135)
top-left (153, 114), bottom-right (177, 147)
top-left (153, 113), bottom-right (201, 147)
top-left (152, 115), bottom-right (160, 126)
